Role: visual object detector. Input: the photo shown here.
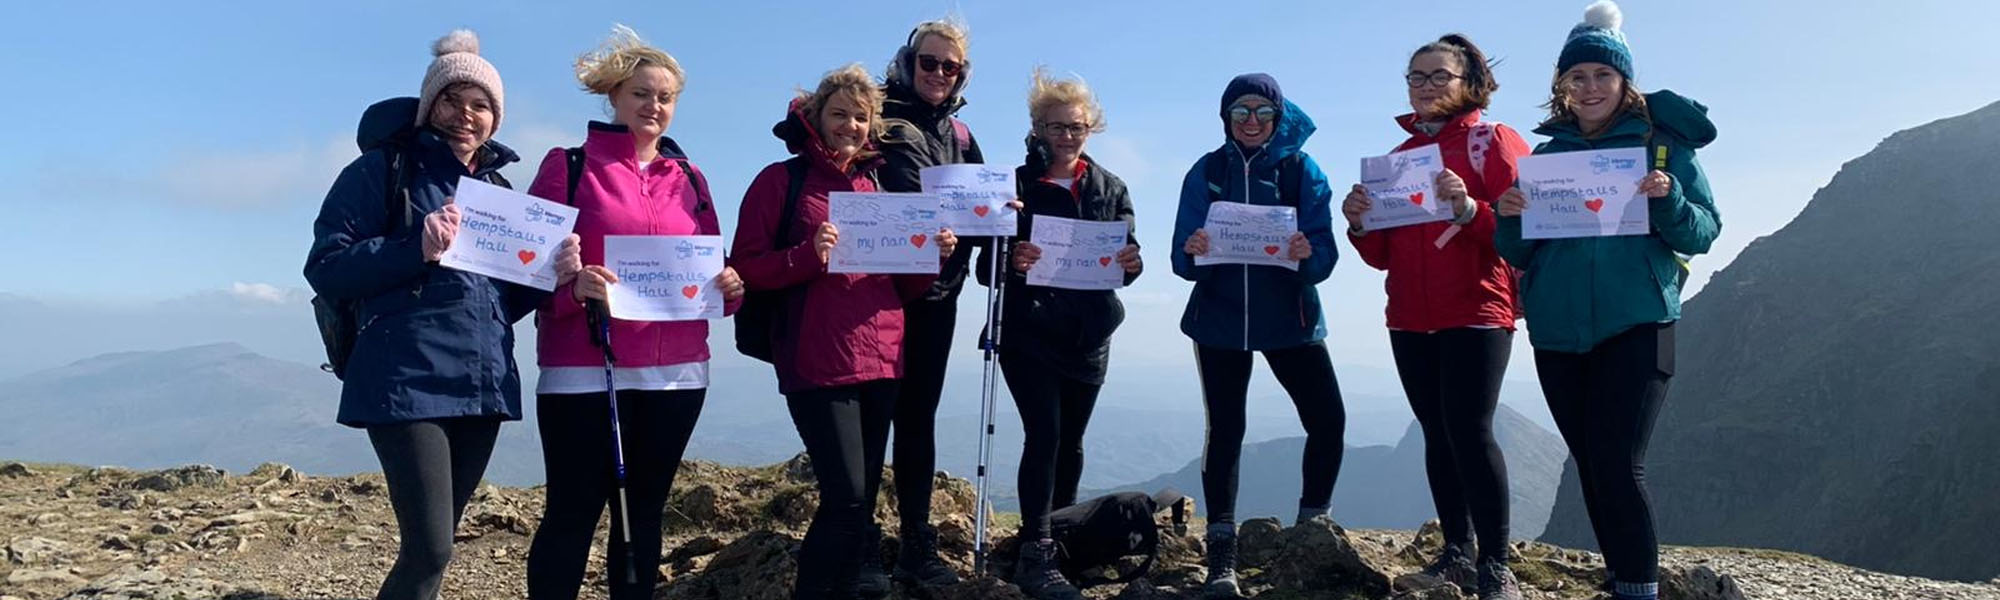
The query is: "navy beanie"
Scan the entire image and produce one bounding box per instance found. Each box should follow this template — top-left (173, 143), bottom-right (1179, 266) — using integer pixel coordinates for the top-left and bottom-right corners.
top-left (1220, 73), bottom-right (1284, 123)
top-left (1557, 1), bottom-right (1634, 80)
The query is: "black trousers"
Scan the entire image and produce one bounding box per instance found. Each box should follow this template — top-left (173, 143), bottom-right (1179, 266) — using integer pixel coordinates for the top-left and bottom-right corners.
top-left (1390, 328), bottom-right (1514, 563)
top-left (526, 389), bottom-right (705, 600)
top-left (1195, 341), bottom-right (1346, 524)
top-left (892, 297), bottom-right (958, 533)
top-left (366, 416), bottom-right (502, 600)
top-left (1535, 322), bottom-right (1674, 587)
top-left (1000, 351), bottom-right (1103, 540)
top-left (786, 380), bottom-right (898, 599)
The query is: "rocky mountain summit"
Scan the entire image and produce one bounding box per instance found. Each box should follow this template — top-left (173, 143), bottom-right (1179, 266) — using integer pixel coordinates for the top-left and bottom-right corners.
top-left (4, 459), bottom-right (1994, 600)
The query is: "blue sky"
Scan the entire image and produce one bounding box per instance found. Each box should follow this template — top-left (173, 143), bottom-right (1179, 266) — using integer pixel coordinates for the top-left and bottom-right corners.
top-left (3, 0), bottom-right (1998, 380)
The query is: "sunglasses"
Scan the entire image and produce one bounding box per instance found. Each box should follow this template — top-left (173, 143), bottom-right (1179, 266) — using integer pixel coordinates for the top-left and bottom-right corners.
top-left (916, 54), bottom-right (963, 78)
top-left (1228, 104), bottom-right (1278, 124)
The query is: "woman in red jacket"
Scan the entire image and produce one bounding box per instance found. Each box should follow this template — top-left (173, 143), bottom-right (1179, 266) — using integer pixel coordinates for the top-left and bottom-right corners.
top-left (1340, 34), bottom-right (1530, 600)
top-left (729, 64), bottom-right (958, 600)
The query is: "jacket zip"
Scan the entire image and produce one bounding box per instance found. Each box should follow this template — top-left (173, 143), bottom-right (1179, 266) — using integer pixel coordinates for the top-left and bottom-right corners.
top-left (1238, 145), bottom-right (1264, 351)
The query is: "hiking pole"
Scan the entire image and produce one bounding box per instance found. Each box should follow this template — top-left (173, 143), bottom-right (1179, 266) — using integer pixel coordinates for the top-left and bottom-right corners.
top-left (586, 299), bottom-right (640, 586)
top-left (972, 235), bottom-right (1010, 576)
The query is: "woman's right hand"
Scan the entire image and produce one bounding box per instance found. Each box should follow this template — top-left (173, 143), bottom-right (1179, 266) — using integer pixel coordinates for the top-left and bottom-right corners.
top-left (814, 222), bottom-right (839, 266)
top-left (1341, 184), bottom-right (1371, 231)
top-left (571, 265), bottom-right (619, 303)
top-left (1182, 228), bottom-right (1210, 257)
top-left (1496, 186), bottom-right (1528, 218)
top-left (1012, 241), bottom-right (1042, 273)
top-left (421, 200), bottom-right (461, 262)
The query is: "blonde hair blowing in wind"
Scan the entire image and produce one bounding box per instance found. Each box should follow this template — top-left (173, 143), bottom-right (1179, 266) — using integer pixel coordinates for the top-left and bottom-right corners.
top-left (1027, 67), bottom-right (1106, 133)
top-left (575, 24), bottom-right (684, 96)
top-left (799, 64), bottom-right (886, 137)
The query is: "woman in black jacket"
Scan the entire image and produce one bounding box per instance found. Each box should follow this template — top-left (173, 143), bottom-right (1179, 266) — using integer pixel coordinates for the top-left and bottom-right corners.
top-left (983, 68), bottom-right (1141, 600)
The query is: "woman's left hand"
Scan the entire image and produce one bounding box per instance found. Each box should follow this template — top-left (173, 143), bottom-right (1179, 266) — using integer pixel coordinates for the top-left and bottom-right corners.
top-left (1117, 244), bottom-right (1142, 274)
top-left (1435, 169), bottom-right (1472, 218)
top-left (1640, 170), bottom-right (1674, 198)
top-left (1286, 232), bottom-right (1312, 261)
top-left (553, 234), bottom-right (583, 286)
top-left (715, 267), bottom-right (745, 301)
top-left (936, 228), bottom-right (958, 259)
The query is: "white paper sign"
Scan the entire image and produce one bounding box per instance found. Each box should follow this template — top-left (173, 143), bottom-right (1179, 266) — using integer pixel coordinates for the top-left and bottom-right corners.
top-left (1026, 216), bottom-right (1128, 291)
top-left (1518, 147), bottom-right (1649, 239)
top-left (1195, 201), bottom-right (1299, 270)
top-left (438, 177), bottom-right (579, 290)
top-left (921, 164), bottom-right (1018, 237)
top-left (827, 192), bottom-right (941, 274)
top-left (1360, 144), bottom-right (1451, 231)
top-left (603, 235), bottom-right (724, 321)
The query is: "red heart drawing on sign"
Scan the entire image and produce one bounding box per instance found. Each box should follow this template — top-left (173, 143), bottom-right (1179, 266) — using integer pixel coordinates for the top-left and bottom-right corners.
top-left (910, 234), bottom-right (927, 248)
top-left (681, 285), bottom-right (699, 299)
top-left (1585, 198), bottom-right (1605, 213)
top-left (1098, 256), bottom-right (1112, 267)
top-left (972, 205), bottom-right (991, 217)
top-left (1410, 192), bottom-right (1425, 206)
top-left (516, 250), bottom-right (536, 265)
top-left (1264, 245), bottom-right (1280, 255)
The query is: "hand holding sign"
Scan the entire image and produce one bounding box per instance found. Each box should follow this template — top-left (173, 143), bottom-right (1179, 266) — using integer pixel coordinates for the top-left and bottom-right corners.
top-left (1194, 201), bottom-right (1299, 270)
top-left (922, 165), bottom-right (1018, 236)
top-left (1517, 147), bottom-right (1649, 239)
top-left (1639, 170), bottom-right (1673, 198)
top-left (604, 235), bottom-right (726, 321)
top-left (422, 202), bottom-right (461, 262)
top-left (827, 192), bottom-right (943, 274)
top-left (1359, 144), bottom-right (1450, 231)
top-left (437, 178), bottom-right (580, 290)
top-left (1026, 216), bottom-right (1127, 290)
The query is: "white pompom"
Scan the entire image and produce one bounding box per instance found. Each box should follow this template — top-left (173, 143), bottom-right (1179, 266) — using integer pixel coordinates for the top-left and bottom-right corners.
top-left (432, 29), bottom-right (481, 57)
top-left (1583, 0), bottom-right (1623, 30)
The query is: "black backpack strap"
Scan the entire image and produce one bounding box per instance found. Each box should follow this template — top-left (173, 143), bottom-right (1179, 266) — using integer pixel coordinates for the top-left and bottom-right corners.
top-left (382, 146), bottom-right (413, 231)
top-left (1202, 151), bottom-right (1228, 204)
top-left (1278, 154), bottom-right (1304, 207)
top-left (677, 159), bottom-right (713, 214)
top-left (776, 156), bottom-right (810, 249)
top-left (563, 147), bottom-right (586, 206)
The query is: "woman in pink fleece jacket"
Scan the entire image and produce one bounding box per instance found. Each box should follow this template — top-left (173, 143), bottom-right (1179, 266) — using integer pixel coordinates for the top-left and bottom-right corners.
top-left (521, 27), bottom-right (743, 600)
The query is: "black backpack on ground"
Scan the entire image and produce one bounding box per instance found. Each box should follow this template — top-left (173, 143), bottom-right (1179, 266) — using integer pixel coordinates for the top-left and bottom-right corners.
top-left (733, 156), bottom-right (811, 363)
top-left (1043, 489), bottom-right (1190, 588)
top-left (311, 96), bottom-right (506, 379)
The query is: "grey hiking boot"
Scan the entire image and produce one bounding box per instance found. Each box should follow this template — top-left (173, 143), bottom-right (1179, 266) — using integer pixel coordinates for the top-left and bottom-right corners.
top-left (1204, 523), bottom-right (1241, 599)
top-left (1422, 543), bottom-right (1478, 591)
top-left (893, 524), bottom-right (962, 591)
top-left (1477, 558), bottom-right (1524, 600)
top-left (1013, 538), bottom-right (1083, 600)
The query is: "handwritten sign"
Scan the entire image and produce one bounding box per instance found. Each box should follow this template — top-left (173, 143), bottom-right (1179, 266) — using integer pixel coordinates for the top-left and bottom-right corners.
top-left (603, 235), bottom-right (724, 321)
top-left (1518, 147), bottom-right (1649, 239)
top-left (1195, 201), bottom-right (1298, 270)
top-left (1359, 144), bottom-right (1450, 231)
top-left (827, 192), bottom-right (941, 274)
top-left (922, 164), bottom-right (1017, 236)
top-left (438, 177), bottom-right (578, 290)
top-left (1026, 216), bottom-right (1128, 290)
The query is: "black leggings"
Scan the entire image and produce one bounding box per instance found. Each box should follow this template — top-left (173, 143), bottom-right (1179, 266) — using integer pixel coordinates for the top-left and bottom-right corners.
top-left (366, 416), bottom-right (502, 600)
top-left (787, 380), bottom-right (898, 599)
top-left (893, 297), bottom-right (957, 533)
top-left (1196, 341), bottom-right (1346, 525)
top-left (1000, 352), bottom-right (1102, 540)
top-left (1535, 322), bottom-right (1674, 589)
top-left (1390, 328), bottom-right (1514, 563)
top-left (527, 389), bottom-right (705, 600)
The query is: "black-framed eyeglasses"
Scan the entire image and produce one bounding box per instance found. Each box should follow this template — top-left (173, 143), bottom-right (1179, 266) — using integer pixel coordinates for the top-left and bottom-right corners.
top-left (1039, 121), bottom-right (1090, 137)
top-left (1228, 104), bottom-right (1277, 124)
top-left (1406, 70), bottom-right (1464, 88)
top-left (916, 54), bottom-right (963, 77)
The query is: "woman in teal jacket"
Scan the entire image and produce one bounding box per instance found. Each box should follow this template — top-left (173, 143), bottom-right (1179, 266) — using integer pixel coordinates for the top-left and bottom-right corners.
top-left (1170, 73), bottom-right (1343, 600)
top-left (1494, 3), bottom-right (1720, 600)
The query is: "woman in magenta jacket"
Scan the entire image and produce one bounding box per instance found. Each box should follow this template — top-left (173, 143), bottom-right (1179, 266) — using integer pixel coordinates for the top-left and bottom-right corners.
top-left (522, 27), bottom-right (743, 600)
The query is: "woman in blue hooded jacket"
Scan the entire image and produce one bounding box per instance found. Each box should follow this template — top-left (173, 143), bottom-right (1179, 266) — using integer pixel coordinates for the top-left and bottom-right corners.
top-left (303, 30), bottom-right (579, 600)
top-left (1169, 73), bottom-right (1343, 599)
